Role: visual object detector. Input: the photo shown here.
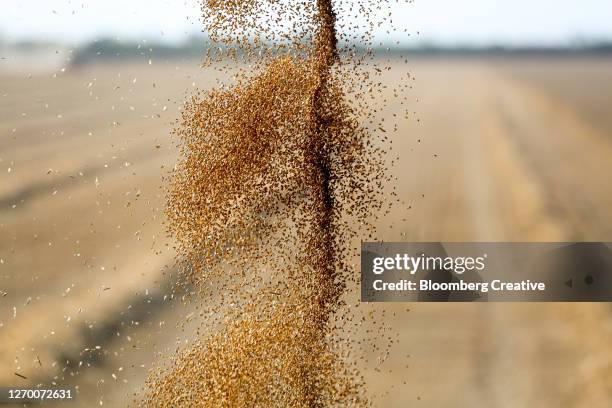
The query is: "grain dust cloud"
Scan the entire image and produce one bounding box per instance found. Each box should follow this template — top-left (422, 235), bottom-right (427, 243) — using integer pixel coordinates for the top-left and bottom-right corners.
top-left (140, 1), bottom-right (409, 406)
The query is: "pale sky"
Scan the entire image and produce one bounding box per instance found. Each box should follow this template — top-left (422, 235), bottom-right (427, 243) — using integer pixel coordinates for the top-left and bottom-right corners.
top-left (1, 0), bottom-right (611, 46)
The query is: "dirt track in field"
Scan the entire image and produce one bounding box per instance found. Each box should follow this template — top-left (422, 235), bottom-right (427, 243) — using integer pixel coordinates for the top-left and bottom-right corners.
top-left (1, 57), bottom-right (611, 406)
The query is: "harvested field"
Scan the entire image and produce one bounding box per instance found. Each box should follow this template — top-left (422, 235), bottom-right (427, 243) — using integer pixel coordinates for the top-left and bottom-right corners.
top-left (1, 56), bottom-right (612, 406)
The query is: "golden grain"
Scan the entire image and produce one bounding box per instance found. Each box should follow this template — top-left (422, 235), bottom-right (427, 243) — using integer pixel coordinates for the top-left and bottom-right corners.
top-left (139, 1), bottom-right (404, 406)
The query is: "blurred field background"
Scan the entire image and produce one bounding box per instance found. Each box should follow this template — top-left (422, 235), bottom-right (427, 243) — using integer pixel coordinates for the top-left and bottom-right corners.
top-left (2, 47), bottom-right (612, 407)
top-left (2, 0), bottom-right (612, 406)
